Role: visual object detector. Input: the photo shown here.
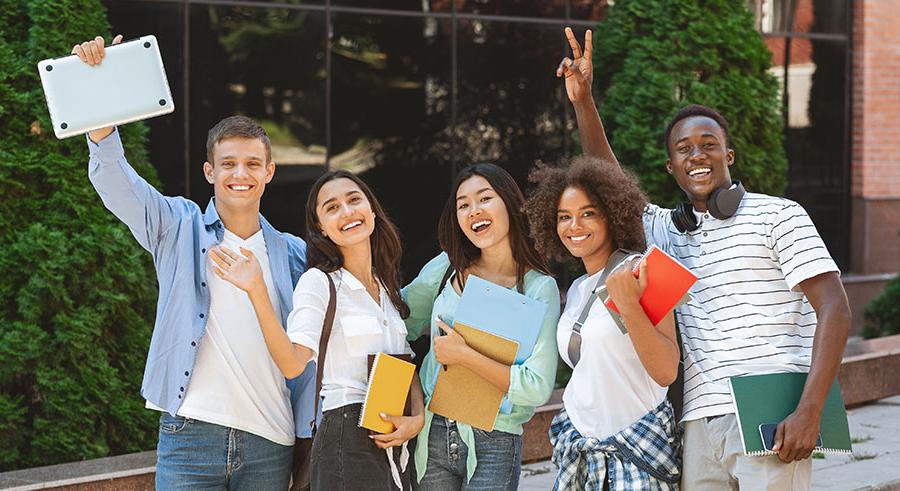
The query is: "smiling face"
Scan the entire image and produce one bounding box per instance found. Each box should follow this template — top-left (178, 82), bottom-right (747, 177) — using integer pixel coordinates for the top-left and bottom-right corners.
top-left (455, 175), bottom-right (511, 252)
top-left (556, 186), bottom-right (614, 272)
top-left (666, 115), bottom-right (735, 212)
top-left (203, 137), bottom-right (274, 213)
top-left (315, 177), bottom-right (376, 249)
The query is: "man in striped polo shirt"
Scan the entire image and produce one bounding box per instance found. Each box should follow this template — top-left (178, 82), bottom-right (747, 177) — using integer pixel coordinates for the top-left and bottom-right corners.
top-left (558, 32), bottom-right (851, 490)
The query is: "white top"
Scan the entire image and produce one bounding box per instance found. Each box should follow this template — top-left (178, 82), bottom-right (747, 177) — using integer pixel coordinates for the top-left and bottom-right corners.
top-left (287, 268), bottom-right (413, 412)
top-left (557, 269), bottom-right (667, 439)
top-left (643, 193), bottom-right (840, 422)
top-left (171, 228), bottom-right (294, 445)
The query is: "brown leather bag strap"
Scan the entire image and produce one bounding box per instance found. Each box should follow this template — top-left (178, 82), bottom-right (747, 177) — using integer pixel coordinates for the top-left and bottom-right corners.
top-left (312, 271), bottom-right (337, 426)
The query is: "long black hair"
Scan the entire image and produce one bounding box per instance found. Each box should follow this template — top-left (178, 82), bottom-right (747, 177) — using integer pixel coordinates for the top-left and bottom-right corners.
top-left (304, 170), bottom-right (409, 318)
top-left (437, 163), bottom-right (550, 288)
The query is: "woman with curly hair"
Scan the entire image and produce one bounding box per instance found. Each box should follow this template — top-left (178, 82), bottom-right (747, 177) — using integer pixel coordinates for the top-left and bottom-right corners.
top-left (525, 156), bottom-right (682, 490)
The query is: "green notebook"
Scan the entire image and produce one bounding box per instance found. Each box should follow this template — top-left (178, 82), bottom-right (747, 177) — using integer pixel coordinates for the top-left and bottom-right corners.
top-left (728, 372), bottom-right (852, 456)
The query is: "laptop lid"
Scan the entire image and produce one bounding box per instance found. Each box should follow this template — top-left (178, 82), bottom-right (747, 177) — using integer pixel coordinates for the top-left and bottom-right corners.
top-left (38, 35), bottom-right (174, 139)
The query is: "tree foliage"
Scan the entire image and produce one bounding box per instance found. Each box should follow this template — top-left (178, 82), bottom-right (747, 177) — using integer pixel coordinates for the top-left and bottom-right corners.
top-left (0, 0), bottom-right (159, 470)
top-left (862, 275), bottom-right (900, 339)
top-left (593, 0), bottom-right (787, 206)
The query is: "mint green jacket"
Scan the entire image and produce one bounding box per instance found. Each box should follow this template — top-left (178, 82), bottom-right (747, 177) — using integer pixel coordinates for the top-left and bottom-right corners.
top-left (402, 253), bottom-right (560, 482)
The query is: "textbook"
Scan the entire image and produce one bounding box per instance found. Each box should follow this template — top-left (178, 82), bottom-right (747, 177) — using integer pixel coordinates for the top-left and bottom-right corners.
top-left (428, 324), bottom-right (519, 431)
top-left (728, 372), bottom-right (852, 456)
top-left (453, 275), bottom-right (547, 364)
top-left (453, 275), bottom-right (547, 413)
top-left (359, 353), bottom-right (416, 434)
top-left (603, 245), bottom-right (697, 329)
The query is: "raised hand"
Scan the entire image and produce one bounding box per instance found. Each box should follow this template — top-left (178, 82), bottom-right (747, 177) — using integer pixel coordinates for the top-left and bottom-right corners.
top-left (72, 34), bottom-right (124, 143)
top-left (556, 27), bottom-right (593, 105)
top-left (72, 34), bottom-right (123, 66)
top-left (208, 246), bottom-right (266, 295)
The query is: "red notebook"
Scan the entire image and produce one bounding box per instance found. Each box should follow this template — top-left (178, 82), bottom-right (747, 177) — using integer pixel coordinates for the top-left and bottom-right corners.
top-left (604, 245), bottom-right (697, 326)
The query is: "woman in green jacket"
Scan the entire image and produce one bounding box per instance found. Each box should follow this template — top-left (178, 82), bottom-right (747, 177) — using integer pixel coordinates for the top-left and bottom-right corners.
top-left (402, 163), bottom-right (560, 490)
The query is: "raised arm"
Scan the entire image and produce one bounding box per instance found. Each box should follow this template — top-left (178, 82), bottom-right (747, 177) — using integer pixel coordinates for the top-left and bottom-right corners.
top-left (77, 35), bottom-right (180, 252)
top-left (557, 27), bottom-right (618, 165)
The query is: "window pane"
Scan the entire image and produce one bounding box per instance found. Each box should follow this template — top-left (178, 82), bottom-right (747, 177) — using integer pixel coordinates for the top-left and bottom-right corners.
top-left (458, 0), bottom-right (565, 19)
top-left (570, 0), bottom-right (610, 21)
top-left (792, 0), bottom-right (848, 34)
top-left (189, 5), bottom-right (327, 234)
top-left (456, 20), bottom-right (571, 184)
top-left (782, 37), bottom-right (849, 268)
top-left (104, 0), bottom-right (186, 197)
top-left (331, 0), bottom-right (450, 12)
top-left (331, 13), bottom-right (453, 274)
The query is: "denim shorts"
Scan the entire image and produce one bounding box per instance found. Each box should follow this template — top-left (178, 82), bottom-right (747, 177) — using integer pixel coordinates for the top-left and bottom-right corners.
top-left (155, 413), bottom-right (293, 490)
top-left (418, 415), bottom-right (522, 491)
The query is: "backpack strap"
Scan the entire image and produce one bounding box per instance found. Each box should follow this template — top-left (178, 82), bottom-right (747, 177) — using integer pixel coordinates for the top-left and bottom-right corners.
top-left (312, 272), bottom-right (337, 427)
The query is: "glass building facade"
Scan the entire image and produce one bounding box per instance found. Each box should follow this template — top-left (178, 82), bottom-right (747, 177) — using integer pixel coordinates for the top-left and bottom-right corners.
top-left (103, 0), bottom-right (851, 276)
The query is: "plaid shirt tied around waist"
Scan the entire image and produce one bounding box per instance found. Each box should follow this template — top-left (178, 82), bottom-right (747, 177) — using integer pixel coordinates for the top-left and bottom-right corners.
top-left (549, 399), bottom-right (681, 490)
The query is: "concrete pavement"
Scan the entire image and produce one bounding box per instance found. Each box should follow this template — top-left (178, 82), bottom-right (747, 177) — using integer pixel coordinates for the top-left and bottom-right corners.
top-left (519, 395), bottom-right (900, 490)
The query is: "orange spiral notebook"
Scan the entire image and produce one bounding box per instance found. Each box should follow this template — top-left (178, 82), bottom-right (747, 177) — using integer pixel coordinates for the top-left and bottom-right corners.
top-left (604, 245), bottom-right (697, 326)
top-left (359, 353), bottom-right (416, 434)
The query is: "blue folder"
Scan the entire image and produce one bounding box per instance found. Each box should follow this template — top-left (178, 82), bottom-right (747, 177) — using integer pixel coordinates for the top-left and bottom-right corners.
top-left (453, 275), bottom-right (549, 413)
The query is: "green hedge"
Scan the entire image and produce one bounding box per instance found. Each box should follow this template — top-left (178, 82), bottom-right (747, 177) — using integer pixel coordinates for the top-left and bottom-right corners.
top-left (862, 275), bottom-right (900, 339)
top-left (593, 0), bottom-right (787, 206)
top-left (0, 0), bottom-right (159, 471)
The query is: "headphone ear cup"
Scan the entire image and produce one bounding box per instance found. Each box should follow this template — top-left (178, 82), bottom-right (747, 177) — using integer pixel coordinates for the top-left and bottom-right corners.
top-left (707, 180), bottom-right (745, 220)
top-left (672, 202), bottom-right (699, 233)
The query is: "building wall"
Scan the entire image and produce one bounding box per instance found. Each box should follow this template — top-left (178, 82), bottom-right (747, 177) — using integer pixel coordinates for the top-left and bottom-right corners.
top-left (847, 0), bottom-right (900, 332)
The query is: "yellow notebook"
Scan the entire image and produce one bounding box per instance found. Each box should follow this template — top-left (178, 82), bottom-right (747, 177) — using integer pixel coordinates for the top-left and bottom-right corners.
top-left (428, 323), bottom-right (519, 431)
top-left (359, 353), bottom-right (416, 434)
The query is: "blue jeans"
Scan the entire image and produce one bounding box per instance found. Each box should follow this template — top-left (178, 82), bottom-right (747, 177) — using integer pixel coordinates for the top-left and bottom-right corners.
top-left (155, 413), bottom-right (293, 490)
top-left (418, 416), bottom-right (522, 491)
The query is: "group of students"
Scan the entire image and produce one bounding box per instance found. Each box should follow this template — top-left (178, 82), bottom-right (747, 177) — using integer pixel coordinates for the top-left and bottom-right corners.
top-left (73, 27), bottom-right (850, 491)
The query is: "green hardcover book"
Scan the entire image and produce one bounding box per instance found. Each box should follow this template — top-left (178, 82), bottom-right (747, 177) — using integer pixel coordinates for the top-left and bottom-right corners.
top-left (728, 372), bottom-right (852, 456)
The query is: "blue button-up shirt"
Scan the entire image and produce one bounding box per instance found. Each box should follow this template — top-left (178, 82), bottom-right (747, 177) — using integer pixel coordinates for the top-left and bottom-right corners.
top-left (87, 129), bottom-right (317, 438)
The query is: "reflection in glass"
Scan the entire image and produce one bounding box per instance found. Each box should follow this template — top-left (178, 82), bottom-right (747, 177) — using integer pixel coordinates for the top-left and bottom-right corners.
top-left (456, 20), bottom-right (570, 185)
top-left (570, 0), bottom-right (610, 21)
top-left (750, 0), bottom-right (847, 34)
top-left (331, 13), bottom-right (454, 273)
top-left (331, 0), bottom-right (450, 12)
top-left (782, 37), bottom-right (849, 268)
top-left (189, 5), bottom-right (327, 233)
top-left (104, 0), bottom-right (186, 196)
top-left (458, 0), bottom-right (565, 19)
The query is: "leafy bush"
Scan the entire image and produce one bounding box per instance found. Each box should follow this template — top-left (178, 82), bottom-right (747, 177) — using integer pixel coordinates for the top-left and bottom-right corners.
top-left (0, 0), bottom-right (159, 470)
top-left (862, 275), bottom-right (900, 339)
top-left (593, 0), bottom-right (787, 206)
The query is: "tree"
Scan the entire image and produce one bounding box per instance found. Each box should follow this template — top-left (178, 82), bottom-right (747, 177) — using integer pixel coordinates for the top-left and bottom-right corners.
top-left (0, 0), bottom-right (159, 470)
top-left (593, 0), bottom-right (787, 206)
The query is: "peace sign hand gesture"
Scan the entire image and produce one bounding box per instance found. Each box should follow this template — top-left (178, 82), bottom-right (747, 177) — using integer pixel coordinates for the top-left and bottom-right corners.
top-left (556, 27), bottom-right (593, 105)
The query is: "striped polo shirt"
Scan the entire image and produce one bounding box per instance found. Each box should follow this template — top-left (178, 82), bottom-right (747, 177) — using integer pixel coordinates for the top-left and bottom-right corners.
top-left (643, 192), bottom-right (840, 422)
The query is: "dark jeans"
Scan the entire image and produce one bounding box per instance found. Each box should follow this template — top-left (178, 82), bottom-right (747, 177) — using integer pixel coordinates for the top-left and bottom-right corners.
top-left (155, 413), bottom-right (293, 490)
top-left (418, 415), bottom-right (522, 491)
top-left (310, 403), bottom-right (412, 491)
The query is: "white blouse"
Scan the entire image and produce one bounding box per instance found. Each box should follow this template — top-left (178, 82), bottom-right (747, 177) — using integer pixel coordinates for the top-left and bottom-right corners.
top-left (557, 269), bottom-right (667, 439)
top-left (287, 268), bottom-right (413, 412)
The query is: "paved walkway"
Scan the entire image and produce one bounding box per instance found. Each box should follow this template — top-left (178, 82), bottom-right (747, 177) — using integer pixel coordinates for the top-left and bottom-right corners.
top-left (520, 395), bottom-right (900, 490)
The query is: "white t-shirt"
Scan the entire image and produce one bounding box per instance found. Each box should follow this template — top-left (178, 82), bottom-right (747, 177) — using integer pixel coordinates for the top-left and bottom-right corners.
top-left (557, 269), bottom-right (667, 439)
top-left (287, 268), bottom-right (413, 412)
top-left (166, 228), bottom-right (294, 445)
top-left (643, 193), bottom-right (840, 422)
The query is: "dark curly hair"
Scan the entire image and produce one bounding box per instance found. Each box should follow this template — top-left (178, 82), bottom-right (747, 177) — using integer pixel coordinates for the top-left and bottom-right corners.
top-left (525, 156), bottom-right (647, 263)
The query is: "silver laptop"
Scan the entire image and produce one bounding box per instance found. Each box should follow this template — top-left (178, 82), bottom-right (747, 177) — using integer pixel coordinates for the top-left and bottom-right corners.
top-left (37, 35), bottom-right (174, 139)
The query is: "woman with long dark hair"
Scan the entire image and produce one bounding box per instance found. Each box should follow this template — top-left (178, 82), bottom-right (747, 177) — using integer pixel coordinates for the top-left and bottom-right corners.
top-left (402, 163), bottom-right (561, 490)
top-left (208, 170), bottom-right (425, 490)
